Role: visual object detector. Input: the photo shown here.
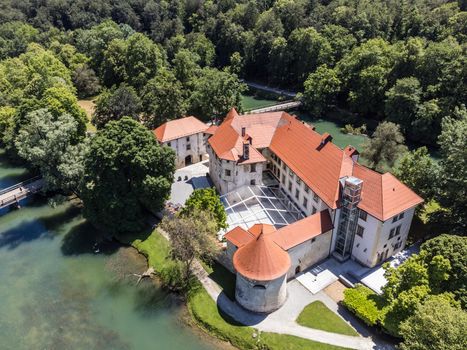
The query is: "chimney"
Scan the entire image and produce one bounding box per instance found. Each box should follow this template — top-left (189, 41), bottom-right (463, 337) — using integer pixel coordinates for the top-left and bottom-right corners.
top-left (317, 132), bottom-right (333, 150)
top-left (241, 127), bottom-right (246, 137)
top-left (243, 140), bottom-right (250, 160)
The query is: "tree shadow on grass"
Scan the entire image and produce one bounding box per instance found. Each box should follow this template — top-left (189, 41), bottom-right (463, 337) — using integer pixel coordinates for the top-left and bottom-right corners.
top-left (207, 262), bottom-right (236, 301)
top-left (0, 202), bottom-right (81, 250)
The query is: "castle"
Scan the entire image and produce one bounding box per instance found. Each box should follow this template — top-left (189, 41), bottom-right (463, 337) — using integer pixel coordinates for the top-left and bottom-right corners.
top-left (154, 109), bottom-right (423, 313)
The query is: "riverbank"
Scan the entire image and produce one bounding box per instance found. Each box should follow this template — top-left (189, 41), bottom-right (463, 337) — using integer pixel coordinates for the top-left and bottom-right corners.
top-left (128, 229), bottom-right (349, 350)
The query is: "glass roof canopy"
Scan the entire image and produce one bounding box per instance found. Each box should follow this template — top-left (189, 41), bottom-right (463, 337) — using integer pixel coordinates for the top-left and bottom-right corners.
top-left (220, 185), bottom-right (305, 236)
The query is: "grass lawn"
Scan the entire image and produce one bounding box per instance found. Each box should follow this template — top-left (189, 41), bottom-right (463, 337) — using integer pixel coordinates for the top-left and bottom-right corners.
top-left (131, 229), bottom-right (171, 273)
top-left (77, 99), bottom-right (97, 133)
top-left (297, 301), bottom-right (358, 336)
top-left (189, 287), bottom-right (350, 350)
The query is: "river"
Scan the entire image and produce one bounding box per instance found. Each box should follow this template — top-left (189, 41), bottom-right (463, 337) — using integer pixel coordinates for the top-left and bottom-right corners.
top-left (0, 150), bottom-right (215, 350)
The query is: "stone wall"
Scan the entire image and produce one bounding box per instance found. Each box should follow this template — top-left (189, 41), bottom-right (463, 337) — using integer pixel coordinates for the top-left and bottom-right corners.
top-left (235, 273), bottom-right (287, 313)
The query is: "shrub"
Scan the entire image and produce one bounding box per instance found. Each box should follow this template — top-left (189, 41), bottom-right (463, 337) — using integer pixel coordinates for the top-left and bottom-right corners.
top-left (343, 284), bottom-right (384, 326)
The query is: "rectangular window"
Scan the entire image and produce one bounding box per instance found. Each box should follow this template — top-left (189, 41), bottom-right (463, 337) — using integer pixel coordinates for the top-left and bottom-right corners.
top-left (225, 169), bottom-right (231, 176)
top-left (356, 225), bottom-right (364, 237)
top-left (296, 176), bottom-right (301, 185)
top-left (303, 198), bottom-right (308, 208)
top-left (281, 174), bottom-right (285, 184)
top-left (250, 164), bottom-right (256, 173)
top-left (277, 158), bottom-right (282, 166)
top-left (304, 186), bottom-right (309, 194)
top-left (288, 181), bottom-right (292, 192)
top-left (167, 142), bottom-right (171, 147)
top-left (392, 216), bottom-right (398, 223)
top-left (389, 228), bottom-right (395, 239)
top-left (399, 212), bottom-right (405, 220)
top-left (313, 193), bottom-right (319, 203)
top-left (359, 210), bottom-right (367, 221)
top-left (289, 169), bottom-right (293, 176)
top-left (395, 225), bottom-right (401, 236)
top-left (295, 189), bottom-right (299, 199)
top-left (186, 143), bottom-right (191, 150)
top-left (312, 207), bottom-right (317, 215)
top-left (186, 137), bottom-right (190, 141)
top-left (282, 163), bottom-right (286, 170)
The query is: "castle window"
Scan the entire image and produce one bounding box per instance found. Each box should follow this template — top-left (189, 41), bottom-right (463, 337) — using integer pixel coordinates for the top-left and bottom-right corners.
top-left (395, 225), bottom-right (401, 236)
top-left (356, 225), bottom-right (364, 237)
top-left (186, 143), bottom-right (191, 150)
top-left (303, 198), bottom-right (308, 208)
top-left (313, 193), bottom-right (319, 203)
top-left (359, 210), bottom-right (367, 221)
top-left (312, 207), bottom-right (317, 215)
top-left (288, 181), bottom-right (292, 192)
top-left (253, 284), bottom-right (266, 290)
top-left (295, 189), bottom-right (299, 199)
top-left (225, 169), bottom-right (231, 176)
top-left (304, 186), bottom-right (309, 193)
top-left (167, 142), bottom-right (171, 147)
top-left (389, 228), bottom-right (395, 239)
top-left (399, 212), bottom-right (405, 220)
top-left (392, 216), bottom-right (398, 223)
top-left (250, 164), bottom-right (256, 173)
top-left (250, 179), bottom-right (256, 185)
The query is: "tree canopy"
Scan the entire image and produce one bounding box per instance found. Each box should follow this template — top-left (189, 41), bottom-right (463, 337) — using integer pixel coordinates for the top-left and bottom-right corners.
top-left (81, 117), bottom-right (175, 235)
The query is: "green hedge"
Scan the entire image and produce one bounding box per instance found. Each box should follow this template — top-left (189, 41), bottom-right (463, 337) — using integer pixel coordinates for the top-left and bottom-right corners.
top-left (343, 284), bottom-right (384, 327)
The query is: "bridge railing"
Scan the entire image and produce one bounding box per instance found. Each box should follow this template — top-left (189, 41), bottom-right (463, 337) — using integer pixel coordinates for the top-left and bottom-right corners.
top-left (0, 176), bottom-right (42, 196)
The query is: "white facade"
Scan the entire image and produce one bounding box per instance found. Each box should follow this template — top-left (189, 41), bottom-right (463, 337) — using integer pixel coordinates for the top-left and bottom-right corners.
top-left (286, 230), bottom-right (333, 279)
top-left (207, 144), bottom-right (263, 194)
top-left (350, 207), bottom-right (416, 267)
top-left (163, 132), bottom-right (209, 169)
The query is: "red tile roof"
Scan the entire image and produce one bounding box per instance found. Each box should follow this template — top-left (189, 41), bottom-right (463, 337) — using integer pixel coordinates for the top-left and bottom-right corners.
top-left (211, 108), bottom-right (423, 219)
top-left (353, 164), bottom-right (424, 221)
top-left (224, 224), bottom-right (276, 247)
top-left (271, 210), bottom-right (333, 250)
top-left (153, 116), bottom-right (209, 142)
top-left (233, 227), bottom-right (290, 281)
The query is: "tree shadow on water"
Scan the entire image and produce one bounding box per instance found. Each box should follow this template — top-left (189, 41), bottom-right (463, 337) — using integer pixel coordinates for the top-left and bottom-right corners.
top-left (61, 221), bottom-right (120, 256)
top-left (0, 204), bottom-right (82, 250)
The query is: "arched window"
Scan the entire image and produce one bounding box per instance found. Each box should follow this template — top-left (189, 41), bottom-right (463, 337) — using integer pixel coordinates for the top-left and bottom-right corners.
top-left (253, 284), bottom-right (266, 290)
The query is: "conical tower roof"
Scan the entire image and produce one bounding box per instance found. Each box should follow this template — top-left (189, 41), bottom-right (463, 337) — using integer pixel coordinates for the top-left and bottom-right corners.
top-left (233, 227), bottom-right (290, 281)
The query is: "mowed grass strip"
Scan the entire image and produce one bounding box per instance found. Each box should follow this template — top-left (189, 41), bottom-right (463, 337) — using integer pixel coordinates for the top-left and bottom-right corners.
top-left (297, 301), bottom-right (358, 336)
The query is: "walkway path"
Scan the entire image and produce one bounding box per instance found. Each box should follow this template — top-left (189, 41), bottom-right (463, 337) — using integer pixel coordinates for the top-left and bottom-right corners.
top-left (157, 227), bottom-right (392, 349)
top-left (245, 81), bottom-right (297, 98)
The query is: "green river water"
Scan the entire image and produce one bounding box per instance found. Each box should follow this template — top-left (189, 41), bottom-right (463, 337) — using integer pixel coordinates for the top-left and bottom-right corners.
top-left (0, 150), bottom-right (214, 350)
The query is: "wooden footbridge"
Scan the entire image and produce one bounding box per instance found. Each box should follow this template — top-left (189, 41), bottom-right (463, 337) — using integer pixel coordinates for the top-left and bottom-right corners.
top-left (0, 176), bottom-right (44, 209)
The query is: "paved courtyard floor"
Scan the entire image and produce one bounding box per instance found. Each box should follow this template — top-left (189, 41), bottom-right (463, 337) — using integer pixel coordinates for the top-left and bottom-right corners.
top-left (296, 243), bottom-right (420, 295)
top-left (169, 161), bottom-right (212, 206)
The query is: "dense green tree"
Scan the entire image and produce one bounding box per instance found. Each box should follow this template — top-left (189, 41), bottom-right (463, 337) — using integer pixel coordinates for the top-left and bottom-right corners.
top-left (81, 117), bottom-right (175, 235)
top-left (0, 21), bottom-right (39, 59)
top-left (180, 188), bottom-right (227, 231)
top-left (39, 86), bottom-right (87, 137)
top-left (141, 70), bottom-right (186, 128)
top-left (437, 108), bottom-right (467, 232)
top-left (394, 147), bottom-right (440, 201)
top-left (15, 109), bottom-right (87, 194)
top-left (267, 36), bottom-right (290, 84)
top-left (92, 85), bottom-right (142, 129)
top-left (184, 32), bottom-right (216, 67)
top-left (172, 49), bottom-right (201, 84)
top-left (361, 122), bottom-right (407, 172)
top-left (411, 99), bottom-right (443, 145)
top-left (385, 77), bottom-right (422, 131)
top-left (0, 106), bottom-right (16, 145)
top-left (303, 65), bottom-right (341, 116)
top-left (124, 33), bottom-right (165, 90)
top-left (188, 68), bottom-right (245, 120)
top-left (399, 295), bottom-right (467, 350)
top-left (421, 235), bottom-right (467, 307)
top-left (272, 0), bottom-right (306, 36)
top-left (337, 39), bottom-right (398, 116)
top-left (288, 27), bottom-right (332, 86)
top-left (321, 25), bottom-right (357, 63)
top-left (72, 64), bottom-right (101, 98)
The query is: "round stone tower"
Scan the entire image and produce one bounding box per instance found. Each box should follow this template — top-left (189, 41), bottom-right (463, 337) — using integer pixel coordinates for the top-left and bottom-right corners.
top-left (233, 226), bottom-right (291, 313)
